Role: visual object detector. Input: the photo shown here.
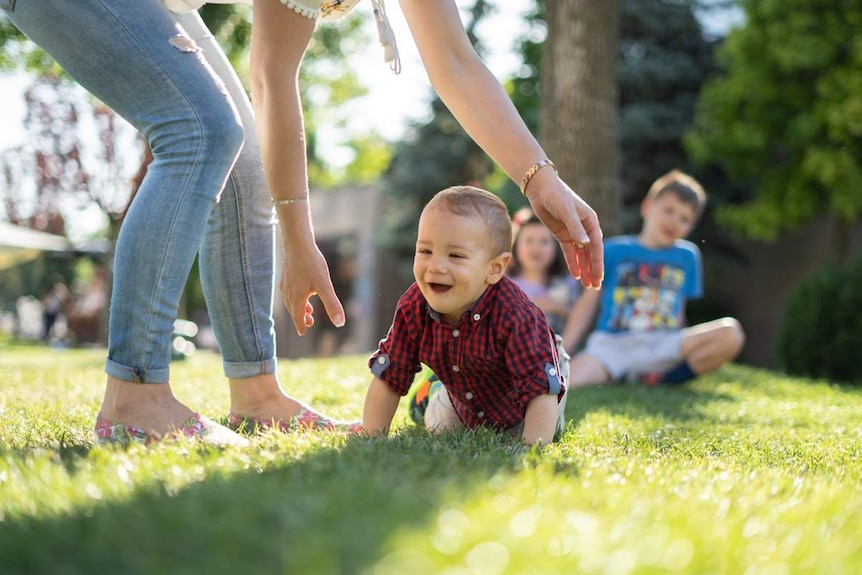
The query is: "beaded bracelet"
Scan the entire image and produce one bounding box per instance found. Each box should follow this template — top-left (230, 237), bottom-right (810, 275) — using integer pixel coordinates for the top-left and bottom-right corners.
top-left (519, 159), bottom-right (558, 196)
top-left (272, 197), bottom-right (308, 206)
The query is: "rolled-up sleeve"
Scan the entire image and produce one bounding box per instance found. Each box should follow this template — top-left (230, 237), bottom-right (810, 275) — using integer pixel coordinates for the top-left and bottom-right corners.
top-left (504, 305), bottom-right (566, 411)
top-left (368, 288), bottom-right (423, 395)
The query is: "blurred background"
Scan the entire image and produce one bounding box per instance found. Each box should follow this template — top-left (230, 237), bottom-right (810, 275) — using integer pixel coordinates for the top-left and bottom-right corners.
top-left (2, 0), bottom-right (860, 382)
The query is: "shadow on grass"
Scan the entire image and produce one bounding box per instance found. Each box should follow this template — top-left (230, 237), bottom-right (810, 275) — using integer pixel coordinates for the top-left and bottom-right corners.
top-left (565, 376), bottom-right (737, 429)
top-left (0, 428), bottom-right (532, 574)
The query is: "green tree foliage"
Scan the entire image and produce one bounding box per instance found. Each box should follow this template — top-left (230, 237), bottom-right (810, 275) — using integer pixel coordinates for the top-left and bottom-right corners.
top-left (378, 1), bottom-right (497, 267)
top-left (198, 6), bottom-right (377, 187)
top-left (505, 3), bottom-right (545, 137)
top-left (198, 5), bottom-right (252, 70)
top-left (0, 16), bottom-right (59, 74)
top-left (510, 0), bottom-right (722, 233)
top-left (1, 7), bottom-right (374, 321)
top-left (340, 134), bottom-right (392, 184)
top-left (0, 7), bottom-right (251, 77)
top-left (302, 17), bottom-right (375, 186)
top-left (1, 6), bottom-right (376, 192)
top-left (686, 0), bottom-right (862, 241)
top-left (618, 0), bottom-right (719, 227)
top-left (379, 98), bottom-right (494, 267)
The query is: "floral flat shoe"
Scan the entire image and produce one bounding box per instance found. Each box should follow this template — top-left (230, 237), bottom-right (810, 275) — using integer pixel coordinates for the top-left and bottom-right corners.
top-left (94, 413), bottom-right (249, 447)
top-left (227, 406), bottom-right (363, 435)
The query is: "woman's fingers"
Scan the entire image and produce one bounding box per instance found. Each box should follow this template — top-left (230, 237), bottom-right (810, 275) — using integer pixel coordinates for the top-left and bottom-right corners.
top-left (280, 255), bottom-right (346, 336)
top-left (531, 182), bottom-right (604, 288)
top-left (316, 278), bottom-right (346, 329)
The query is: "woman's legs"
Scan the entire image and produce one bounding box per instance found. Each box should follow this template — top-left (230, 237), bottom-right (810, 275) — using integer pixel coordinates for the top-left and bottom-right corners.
top-left (174, 13), bottom-right (278, 377)
top-left (6, 0), bottom-right (245, 437)
top-left (176, 12), bottom-right (355, 427)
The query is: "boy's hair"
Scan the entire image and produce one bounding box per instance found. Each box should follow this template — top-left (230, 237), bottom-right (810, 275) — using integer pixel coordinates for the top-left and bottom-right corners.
top-left (424, 186), bottom-right (513, 256)
top-left (508, 209), bottom-right (567, 281)
top-left (645, 170), bottom-right (707, 219)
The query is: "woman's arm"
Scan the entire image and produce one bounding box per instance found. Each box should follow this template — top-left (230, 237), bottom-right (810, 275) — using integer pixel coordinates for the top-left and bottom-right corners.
top-left (398, 0), bottom-right (604, 288)
top-left (250, 0), bottom-right (345, 335)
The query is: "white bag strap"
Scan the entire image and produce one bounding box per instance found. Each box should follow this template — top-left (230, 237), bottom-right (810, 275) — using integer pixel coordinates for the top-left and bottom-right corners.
top-left (320, 0), bottom-right (400, 74)
top-left (370, 0), bottom-right (401, 74)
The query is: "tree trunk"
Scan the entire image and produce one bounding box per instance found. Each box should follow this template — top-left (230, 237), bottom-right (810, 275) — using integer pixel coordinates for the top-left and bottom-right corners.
top-left (541, 0), bottom-right (622, 235)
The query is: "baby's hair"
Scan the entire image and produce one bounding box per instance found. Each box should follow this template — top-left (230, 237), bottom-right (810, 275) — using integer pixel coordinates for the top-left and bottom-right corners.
top-left (509, 209), bottom-right (567, 281)
top-left (646, 169), bottom-right (707, 218)
top-left (424, 186), bottom-right (513, 256)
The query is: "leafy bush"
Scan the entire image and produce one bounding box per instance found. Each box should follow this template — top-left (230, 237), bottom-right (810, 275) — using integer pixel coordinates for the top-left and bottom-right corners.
top-left (778, 257), bottom-right (862, 383)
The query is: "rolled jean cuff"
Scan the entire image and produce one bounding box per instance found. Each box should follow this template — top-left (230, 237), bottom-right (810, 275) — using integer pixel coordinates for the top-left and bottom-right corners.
top-left (105, 358), bottom-right (170, 384)
top-left (223, 358), bottom-right (276, 379)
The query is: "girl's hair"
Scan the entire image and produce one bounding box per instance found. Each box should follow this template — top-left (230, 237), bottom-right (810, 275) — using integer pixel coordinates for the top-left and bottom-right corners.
top-left (424, 186), bottom-right (513, 257)
top-left (508, 209), bottom-right (567, 281)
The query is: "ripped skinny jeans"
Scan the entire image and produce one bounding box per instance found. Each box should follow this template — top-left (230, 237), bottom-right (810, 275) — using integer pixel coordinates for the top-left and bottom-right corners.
top-left (4, 0), bottom-right (278, 382)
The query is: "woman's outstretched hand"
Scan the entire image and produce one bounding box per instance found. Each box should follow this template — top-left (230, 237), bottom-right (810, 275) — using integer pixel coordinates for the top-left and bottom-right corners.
top-left (279, 243), bottom-right (346, 336)
top-left (527, 178), bottom-right (604, 289)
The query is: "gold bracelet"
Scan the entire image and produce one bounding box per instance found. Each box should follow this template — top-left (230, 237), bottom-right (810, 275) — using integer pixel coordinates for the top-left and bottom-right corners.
top-left (519, 159), bottom-right (558, 196)
top-left (272, 197), bottom-right (308, 207)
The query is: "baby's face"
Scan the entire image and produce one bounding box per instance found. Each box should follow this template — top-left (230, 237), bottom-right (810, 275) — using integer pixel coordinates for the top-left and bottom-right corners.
top-left (413, 206), bottom-right (498, 324)
top-left (640, 192), bottom-right (697, 248)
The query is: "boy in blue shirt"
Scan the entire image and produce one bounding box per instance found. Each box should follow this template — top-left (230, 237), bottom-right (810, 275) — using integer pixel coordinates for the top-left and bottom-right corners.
top-left (567, 170), bottom-right (745, 387)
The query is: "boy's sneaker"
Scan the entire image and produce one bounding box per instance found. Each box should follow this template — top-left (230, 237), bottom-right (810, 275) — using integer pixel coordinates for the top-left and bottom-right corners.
top-left (406, 370), bottom-right (443, 425)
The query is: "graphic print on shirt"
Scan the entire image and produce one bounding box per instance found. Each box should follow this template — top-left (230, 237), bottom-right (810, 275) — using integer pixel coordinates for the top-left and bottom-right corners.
top-left (608, 262), bottom-right (686, 332)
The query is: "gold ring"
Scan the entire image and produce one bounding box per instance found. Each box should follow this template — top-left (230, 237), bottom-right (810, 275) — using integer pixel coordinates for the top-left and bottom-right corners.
top-left (575, 242), bottom-right (585, 249)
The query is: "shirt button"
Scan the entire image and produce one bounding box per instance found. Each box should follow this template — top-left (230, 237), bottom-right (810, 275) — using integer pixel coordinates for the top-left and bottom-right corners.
top-left (452, 365), bottom-right (460, 373)
top-left (465, 392), bottom-right (473, 400)
top-left (473, 313), bottom-right (481, 321)
top-left (477, 411), bottom-right (484, 418)
top-left (549, 367), bottom-right (557, 376)
top-left (377, 357), bottom-right (386, 364)
top-left (452, 329), bottom-right (460, 338)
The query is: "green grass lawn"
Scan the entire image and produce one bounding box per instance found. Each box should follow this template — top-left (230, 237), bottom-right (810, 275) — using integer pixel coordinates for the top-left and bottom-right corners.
top-left (1, 343), bottom-right (861, 574)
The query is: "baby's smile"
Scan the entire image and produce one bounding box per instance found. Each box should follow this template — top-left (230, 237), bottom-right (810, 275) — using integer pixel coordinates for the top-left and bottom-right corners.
top-left (428, 282), bottom-right (452, 293)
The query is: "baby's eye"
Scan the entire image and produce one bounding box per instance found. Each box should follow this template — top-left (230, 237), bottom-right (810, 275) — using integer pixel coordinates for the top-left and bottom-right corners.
top-left (450, 253), bottom-right (465, 259)
top-left (417, 248), bottom-right (432, 255)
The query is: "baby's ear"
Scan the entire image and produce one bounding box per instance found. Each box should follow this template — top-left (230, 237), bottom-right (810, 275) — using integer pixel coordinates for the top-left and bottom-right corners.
top-left (487, 252), bottom-right (512, 284)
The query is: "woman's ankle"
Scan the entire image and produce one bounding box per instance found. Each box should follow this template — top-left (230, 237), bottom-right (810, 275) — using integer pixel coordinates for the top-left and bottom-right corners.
top-left (99, 376), bottom-right (195, 432)
top-left (228, 374), bottom-right (303, 418)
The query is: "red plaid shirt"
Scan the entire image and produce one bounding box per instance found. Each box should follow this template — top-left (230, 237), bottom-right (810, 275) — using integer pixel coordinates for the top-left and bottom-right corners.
top-left (369, 276), bottom-right (565, 431)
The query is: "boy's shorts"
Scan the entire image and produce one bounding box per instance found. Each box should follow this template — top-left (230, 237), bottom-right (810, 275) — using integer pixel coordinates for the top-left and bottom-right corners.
top-left (583, 330), bottom-right (683, 381)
